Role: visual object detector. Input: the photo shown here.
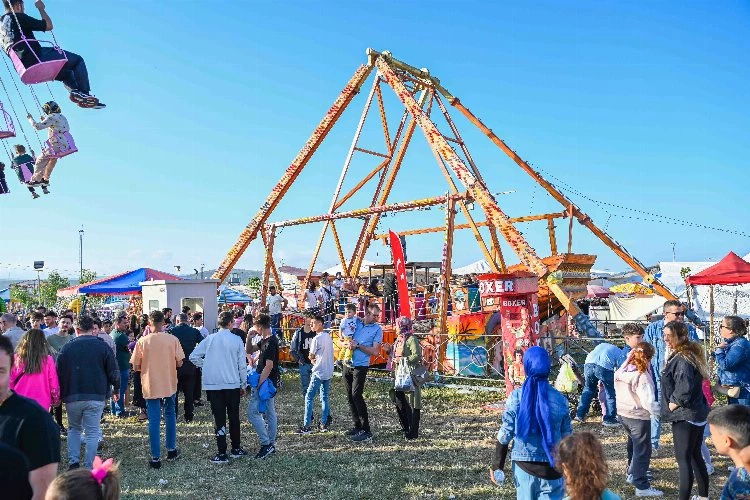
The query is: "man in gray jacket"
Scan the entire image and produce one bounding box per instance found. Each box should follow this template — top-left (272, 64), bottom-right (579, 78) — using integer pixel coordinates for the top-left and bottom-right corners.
top-left (190, 311), bottom-right (247, 464)
top-left (0, 313), bottom-right (24, 349)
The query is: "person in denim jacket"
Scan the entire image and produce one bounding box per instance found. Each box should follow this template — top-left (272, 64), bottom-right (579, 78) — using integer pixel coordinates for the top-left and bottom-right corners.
top-left (713, 315), bottom-right (750, 406)
top-left (490, 346), bottom-right (572, 500)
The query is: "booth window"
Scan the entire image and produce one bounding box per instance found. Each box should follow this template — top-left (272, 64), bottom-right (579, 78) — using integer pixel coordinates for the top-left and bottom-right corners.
top-left (148, 300), bottom-right (160, 312)
top-left (182, 297), bottom-right (204, 314)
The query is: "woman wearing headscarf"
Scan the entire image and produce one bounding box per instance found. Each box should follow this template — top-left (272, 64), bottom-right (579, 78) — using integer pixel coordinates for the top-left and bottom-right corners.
top-left (490, 346), bottom-right (572, 500)
top-left (388, 316), bottom-right (422, 439)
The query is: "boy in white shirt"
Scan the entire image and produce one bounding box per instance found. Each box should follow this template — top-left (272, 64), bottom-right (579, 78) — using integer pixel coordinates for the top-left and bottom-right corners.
top-left (298, 314), bottom-right (334, 434)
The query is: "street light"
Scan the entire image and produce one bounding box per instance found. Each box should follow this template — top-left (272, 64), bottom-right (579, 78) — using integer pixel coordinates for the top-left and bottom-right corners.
top-left (79, 227), bottom-right (84, 283)
top-left (33, 261), bottom-right (44, 306)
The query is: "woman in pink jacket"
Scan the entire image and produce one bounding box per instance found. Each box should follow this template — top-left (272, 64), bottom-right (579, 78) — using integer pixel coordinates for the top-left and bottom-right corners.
top-left (9, 328), bottom-right (60, 411)
top-left (614, 341), bottom-right (663, 498)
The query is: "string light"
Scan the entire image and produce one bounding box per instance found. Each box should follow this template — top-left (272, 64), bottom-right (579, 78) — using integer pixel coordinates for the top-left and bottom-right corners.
top-left (539, 168), bottom-right (750, 238)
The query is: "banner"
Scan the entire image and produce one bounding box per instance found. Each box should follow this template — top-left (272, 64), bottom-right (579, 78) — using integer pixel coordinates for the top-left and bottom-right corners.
top-left (389, 230), bottom-right (412, 318)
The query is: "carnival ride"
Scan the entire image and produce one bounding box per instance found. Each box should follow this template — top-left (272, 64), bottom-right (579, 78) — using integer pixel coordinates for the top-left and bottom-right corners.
top-left (211, 49), bottom-right (683, 379)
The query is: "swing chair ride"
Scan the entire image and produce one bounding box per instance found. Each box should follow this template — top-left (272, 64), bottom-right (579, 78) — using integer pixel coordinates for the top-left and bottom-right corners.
top-left (212, 48), bottom-right (682, 332)
top-left (0, 4), bottom-right (79, 196)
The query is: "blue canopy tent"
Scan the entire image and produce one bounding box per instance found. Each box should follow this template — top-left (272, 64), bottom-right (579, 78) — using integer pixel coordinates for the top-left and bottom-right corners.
top-left (57, 268), bottom-right (182, 297)
top-left (219, 287), bottom-right (253, 304)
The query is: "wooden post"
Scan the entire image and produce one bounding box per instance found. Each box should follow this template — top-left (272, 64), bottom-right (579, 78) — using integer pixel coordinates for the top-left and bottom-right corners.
top-left (709, 285), bottom-right (715, 343)
top-left (567, 203), bottom-right (574, 254)
top-left (547, 217), bottom-right (558, 255)
top-left (260, 225), bottom-right (277, 308)
top-left (439, 196), bottom-right (457, 335)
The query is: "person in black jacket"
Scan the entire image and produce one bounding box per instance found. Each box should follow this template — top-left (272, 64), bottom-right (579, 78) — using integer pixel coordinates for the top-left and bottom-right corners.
top-left (170, 313), bottom-right (203, 422)
top-left (660, 320), bottom-right (710, 500)
top-left (290, 312), bottom-right (315, 396)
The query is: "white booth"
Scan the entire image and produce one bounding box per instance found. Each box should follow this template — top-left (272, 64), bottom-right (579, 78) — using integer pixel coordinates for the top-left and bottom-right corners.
top-left (140, 279), bottom-right (220, 331)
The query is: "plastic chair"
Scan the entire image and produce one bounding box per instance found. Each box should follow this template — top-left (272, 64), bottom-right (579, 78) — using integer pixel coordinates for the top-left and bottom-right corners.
top-left (8, 40), bottom-right (67, 85)
top-left (43, 131), bottom-right (77, 159)
top-left (0, 101), bottom-right (15, 139)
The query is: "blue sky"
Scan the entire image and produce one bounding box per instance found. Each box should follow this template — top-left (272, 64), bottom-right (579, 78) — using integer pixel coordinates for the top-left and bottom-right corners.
top-left (1, 0), bottom-right (749, 280)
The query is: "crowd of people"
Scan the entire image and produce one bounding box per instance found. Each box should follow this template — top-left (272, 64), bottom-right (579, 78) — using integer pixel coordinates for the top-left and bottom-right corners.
top-left (0, 296), bottom-right (405, 499)
top-left (1, 296), bottom-right (750, 499)
top-left (491, 300), bottom-right (750, 500)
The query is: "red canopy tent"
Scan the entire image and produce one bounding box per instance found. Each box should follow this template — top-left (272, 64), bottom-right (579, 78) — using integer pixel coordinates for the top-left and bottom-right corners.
top-left (686, 252), bottom-right (750, 286)
top-left (686, 252), bottom-right (750, 339)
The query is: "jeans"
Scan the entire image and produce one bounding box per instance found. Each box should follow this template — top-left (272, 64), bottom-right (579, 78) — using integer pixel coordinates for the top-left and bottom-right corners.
top-left (620, 416), bottom-right (652, 490)
top-left (304, 375), bottom-right (331, 427)
top-left (576, 363), bottom-right (617, 423)
top-left (701, 424), bottom-right (713, 470)
top-left (207, 389), bottom-right (241, 454)
top-left (247, 387), bottom-right (277, 446)
top-left (299, 363), bottom-right (312, 396)
top-left (176, 366), bottom-right (197, 420)
top-left (66, 400), bottom-right (105, 468)
top-left (270, 313), bottom-right (282, 339)
top-left (343, 365), bottom-right (370, 433)
top-left (110, 368), bottom-right (129, 416)
top-left (672, 420), bottom-right (709, 500)
top-left (146, 395), bottom-right (177, 460)
top-left (39, 47), bottom-right (91, 93)
top-left (512, 462), bottom-right (564, 500)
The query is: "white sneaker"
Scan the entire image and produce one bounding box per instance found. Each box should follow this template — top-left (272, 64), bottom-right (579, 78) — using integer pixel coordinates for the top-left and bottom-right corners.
top-left (602, 420), bottom-right (622, 428)
top-left (689, 496), bottom-right (708, 500)
top-left (626, 474), bottom-right (634, 485)
top-left (636, 487), bottom-right (664, 497)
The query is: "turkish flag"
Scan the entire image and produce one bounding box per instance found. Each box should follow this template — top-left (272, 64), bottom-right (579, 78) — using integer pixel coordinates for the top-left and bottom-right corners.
top-left (389, 230), bottom-right (411, 318)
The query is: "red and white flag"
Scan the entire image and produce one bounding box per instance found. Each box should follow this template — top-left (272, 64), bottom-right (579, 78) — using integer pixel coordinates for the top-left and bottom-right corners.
top-left (388, 230), bottom-right (411, 318)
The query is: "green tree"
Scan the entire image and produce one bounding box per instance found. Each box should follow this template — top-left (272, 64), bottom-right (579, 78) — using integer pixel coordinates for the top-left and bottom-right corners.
top-left (80, 268), bottom-right (97, 285)
top-left (246, 276), bottom-right (262, 293)
top-left (39, 271), bottom-right (70, 307)
top-left (10, 284), bottom-right (34, 309)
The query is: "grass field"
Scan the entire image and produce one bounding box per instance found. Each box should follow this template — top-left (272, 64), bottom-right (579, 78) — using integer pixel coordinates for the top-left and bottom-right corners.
top-left (79, 372), bottom-right (732, 499)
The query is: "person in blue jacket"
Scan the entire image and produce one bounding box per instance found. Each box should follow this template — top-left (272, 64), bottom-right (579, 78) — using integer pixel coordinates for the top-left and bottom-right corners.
top-left (643, 300), bottom-right (699, 453)
top-left (490, 346), bottom-right (572, 500)
top-left (713, 315), bottom-right (750, 406)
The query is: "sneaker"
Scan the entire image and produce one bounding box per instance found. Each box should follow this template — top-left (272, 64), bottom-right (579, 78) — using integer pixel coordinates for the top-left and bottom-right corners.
top-left (138, 411), bottom-right (148, 422)
top-left (254, 444), bottom-right (275, 459)
top-left (690, 496), bottom-right (709, 500)
top-left (319, 420), bottom-right (330, 433)
top-left (344, 428), bottom-right (360, 437)
top-left (91, 102), bottom-right (106, 110)
top-left (166, 448), bottom-right (181, 461)
top-left (636, 487), bottom-right (664, 497)
top-left (297, 425), bottom-right (312, 435)
top-left (350, 429), bottom-right (373, 442)
top-left (31, 192), bottom-right (40, 199)
top-left (230, 447), bottom-right (248, 458)
top-left (67, 462), bottom-right (80, 471)
top-left (602, 420), bottom-right (621, 428)
top-left (626, 474), bottom-right (634, 485)
top-left (210, 453), bottom-right (229, 464)
top-left (69, 90), bottom-right (98, 106)
top-left (572, 416), bottom-right (584, 423)
top-left (149, 458), bottom-right (161, 469)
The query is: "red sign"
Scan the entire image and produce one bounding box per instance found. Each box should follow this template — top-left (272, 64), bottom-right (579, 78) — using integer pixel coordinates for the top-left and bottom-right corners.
top-left (388, 230), bottom-right (411, 318)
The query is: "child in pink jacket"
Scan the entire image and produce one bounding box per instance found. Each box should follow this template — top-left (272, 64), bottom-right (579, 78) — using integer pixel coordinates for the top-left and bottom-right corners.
top-left (9, 328), bottom-right (60, 410)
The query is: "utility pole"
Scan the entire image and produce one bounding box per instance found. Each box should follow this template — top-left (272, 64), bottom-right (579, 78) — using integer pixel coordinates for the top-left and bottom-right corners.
top-left (200, 264), bottom-right (205, 280)
top-left (671, 242), bottom-right (676, 262)
top-left (79, 226), bottom-right (84, 283)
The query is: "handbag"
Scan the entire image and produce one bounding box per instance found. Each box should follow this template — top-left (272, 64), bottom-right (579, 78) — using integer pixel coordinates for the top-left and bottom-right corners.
top-left (411, 365), bottom-right (429, 387)
top-left (394, 358), bottom-right (414, 392)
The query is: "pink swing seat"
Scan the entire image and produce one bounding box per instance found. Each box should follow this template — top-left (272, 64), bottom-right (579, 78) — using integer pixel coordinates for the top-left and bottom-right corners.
top-left (16, 161), bottom-right (33, 183)
top-left (8, 40), bottom-right (67, 85)
top-left (0, 102), bottom-right (15, 139)
top-left (44, 131), bottom-right (77, 159)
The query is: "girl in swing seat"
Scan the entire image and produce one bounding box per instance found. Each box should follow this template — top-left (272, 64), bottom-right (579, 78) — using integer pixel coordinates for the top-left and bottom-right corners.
top-left (27, 100), bottom-right (67, 189)
top-left (11, 143), bottom-right (42, 197)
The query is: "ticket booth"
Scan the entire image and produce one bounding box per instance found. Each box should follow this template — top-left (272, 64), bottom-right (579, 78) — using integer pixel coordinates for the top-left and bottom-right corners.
top-left (140, 279), bottom-right (220, 331)
top-left (478, 273), bottom-right (540, 396)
